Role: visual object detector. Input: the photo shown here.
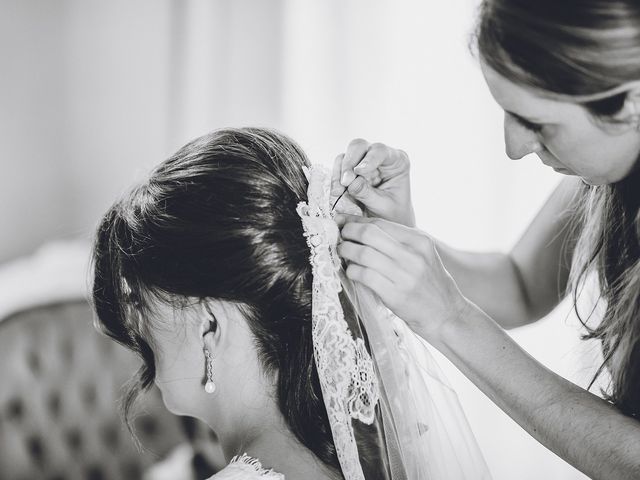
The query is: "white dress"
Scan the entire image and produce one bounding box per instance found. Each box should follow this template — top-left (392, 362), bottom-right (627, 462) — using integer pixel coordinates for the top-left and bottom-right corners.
top-left (209, 454), bottom-right (285, 480)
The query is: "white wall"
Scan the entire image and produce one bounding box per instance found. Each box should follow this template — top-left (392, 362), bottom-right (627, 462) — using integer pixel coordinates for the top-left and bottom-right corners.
top-left (0, 0), bottom-right (296, 265)
top-left (0, 1), bottom-right (69, 263)
top-left (1, 0), bottom-right (560, 264)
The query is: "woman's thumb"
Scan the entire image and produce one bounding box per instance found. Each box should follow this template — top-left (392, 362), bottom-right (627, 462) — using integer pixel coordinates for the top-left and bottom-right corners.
top-left (347, 176), bottom-right (384, 207)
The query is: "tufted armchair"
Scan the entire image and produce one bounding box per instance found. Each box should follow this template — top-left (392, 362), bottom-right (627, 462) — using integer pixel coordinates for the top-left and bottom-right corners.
top-left (0, 299), bottom-right (220, 480)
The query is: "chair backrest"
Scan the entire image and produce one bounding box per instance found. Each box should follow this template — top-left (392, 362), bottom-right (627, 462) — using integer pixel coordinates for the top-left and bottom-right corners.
top-left (0, 300), bottom-right (190, 480)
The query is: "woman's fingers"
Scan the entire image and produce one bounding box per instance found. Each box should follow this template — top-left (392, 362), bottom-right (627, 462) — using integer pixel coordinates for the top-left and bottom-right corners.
top-left (337, 240), bottom-right (402, 283)
top-left (331, 138), bottom-right (414, 227)
top-left (336, 214), bottom-right (432, 253)
top-left (352, 142), bottom-right (392, 176)
top-left (336, 216), bottom-right (429, 294)
top-left (334, 213), bottom-right (365, 228)
top-left (340, 138), bottom-right (370, 186)
top-left (330, 153), bottom-right (346, 199)
top-left (344, 263), bottom-right (396, 298)
top-left (335, 214), bottom-right (465, 340)
top-left (338, 140), bottom-right (409, 185)
top-left (339, 221), bottom-right (402, 260)
top-left (345, 175), bottom-right (386, 207)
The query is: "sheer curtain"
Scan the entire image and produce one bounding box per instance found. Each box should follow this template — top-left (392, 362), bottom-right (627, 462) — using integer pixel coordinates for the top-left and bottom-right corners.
top-left (2, 1), bottom-right (595, 478)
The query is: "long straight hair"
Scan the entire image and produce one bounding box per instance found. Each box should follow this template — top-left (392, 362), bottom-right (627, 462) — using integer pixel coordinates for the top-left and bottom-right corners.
top-left (476, 0), bottom-right (640, 416)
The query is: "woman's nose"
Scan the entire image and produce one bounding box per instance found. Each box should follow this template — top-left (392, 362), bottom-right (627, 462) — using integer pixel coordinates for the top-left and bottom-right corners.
top-left (503, 113), bottom-right (542, 160)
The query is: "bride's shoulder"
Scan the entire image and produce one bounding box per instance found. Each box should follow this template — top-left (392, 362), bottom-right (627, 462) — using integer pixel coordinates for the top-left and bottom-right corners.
top-left (208, 454), bottom-right (285, 480)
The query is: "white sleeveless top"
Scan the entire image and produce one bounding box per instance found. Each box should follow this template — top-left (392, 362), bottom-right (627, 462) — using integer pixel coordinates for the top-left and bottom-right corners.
top-left (209, 454), bottom-right (285, 480)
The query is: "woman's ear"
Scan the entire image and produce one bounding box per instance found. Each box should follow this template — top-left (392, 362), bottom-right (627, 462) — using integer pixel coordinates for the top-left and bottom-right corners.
top-left (199, 300), bottom-right (222, 352)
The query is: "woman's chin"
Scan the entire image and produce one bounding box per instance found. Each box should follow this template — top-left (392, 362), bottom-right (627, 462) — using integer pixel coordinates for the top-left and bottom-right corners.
top-left (579, 175), bottom-right (610, 186)
top-left (552, 167), bottom-right (606, 186)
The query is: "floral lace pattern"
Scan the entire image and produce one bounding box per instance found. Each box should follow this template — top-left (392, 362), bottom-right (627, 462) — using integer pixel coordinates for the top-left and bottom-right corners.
top-left (296, 165), bottom-right (380, 480)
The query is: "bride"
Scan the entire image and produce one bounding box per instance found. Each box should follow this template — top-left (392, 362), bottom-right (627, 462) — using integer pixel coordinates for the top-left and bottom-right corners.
top-left (91, 127), bottom-right (490, 479)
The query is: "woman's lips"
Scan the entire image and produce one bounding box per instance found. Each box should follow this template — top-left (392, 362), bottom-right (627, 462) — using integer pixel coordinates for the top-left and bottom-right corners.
top-left (542, 158), bottom-right (570, 173)
top-left (536, 152), bottom-right (573, 174)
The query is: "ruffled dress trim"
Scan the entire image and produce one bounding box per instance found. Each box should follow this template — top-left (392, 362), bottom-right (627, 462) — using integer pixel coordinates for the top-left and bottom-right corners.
top-left (225, 453), bottom-right (285, 479)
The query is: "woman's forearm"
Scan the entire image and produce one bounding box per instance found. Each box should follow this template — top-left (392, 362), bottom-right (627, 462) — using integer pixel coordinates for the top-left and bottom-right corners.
top-left (430, 304), bottom-right (640, 480)
top-left (435, 179), bottom-right (580, 330)
top-left (435, 243), bottom-right (534, 329)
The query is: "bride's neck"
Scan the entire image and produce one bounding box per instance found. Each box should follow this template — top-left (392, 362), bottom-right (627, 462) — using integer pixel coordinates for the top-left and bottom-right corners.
top-left (220, 411), bottom-right (338, 480)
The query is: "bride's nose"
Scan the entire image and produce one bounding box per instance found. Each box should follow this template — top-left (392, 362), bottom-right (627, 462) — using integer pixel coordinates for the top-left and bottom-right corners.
top-left (504, 112), bottom-right (543, 160)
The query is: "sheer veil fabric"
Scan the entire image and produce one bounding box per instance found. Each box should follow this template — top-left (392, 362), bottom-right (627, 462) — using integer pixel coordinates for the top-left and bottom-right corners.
top-left (297, 164), bottom-right (492, 480)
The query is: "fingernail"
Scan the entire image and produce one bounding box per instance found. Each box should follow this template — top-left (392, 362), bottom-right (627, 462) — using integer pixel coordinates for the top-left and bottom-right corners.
top-left (341, 170), bottom-right (356, 187)
top-left (353, 160), bottom-right (369, 172)
top-left (348, 176), bottom-right (365, 194)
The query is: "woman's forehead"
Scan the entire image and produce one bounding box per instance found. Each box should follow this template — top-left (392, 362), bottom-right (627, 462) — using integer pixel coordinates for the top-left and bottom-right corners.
top-left (480, 60), bottom-right (574, 122)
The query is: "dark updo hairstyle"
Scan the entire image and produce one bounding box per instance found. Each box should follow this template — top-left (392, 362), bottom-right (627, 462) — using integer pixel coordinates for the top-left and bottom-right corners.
top-left (475, 1), bottom-right (640, 417)
top-left (91, 128), bottom-right (345, 473)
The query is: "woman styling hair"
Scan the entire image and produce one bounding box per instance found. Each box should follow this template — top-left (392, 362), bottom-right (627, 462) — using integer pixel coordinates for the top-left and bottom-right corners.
top-left (335, 1), bottom-right (640, 478)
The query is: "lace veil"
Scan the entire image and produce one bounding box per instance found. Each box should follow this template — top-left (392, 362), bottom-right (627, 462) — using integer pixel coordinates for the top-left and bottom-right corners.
top-left (296, 165), bottom-right (492, 480)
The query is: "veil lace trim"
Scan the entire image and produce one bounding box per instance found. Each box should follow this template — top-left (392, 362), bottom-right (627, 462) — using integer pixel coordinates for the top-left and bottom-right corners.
top-left (296, 165), bottom-right (380, 480)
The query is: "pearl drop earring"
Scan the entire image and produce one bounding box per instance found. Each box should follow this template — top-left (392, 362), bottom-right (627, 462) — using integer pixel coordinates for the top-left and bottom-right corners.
top-left (204, 348), bottom-right (216, 394)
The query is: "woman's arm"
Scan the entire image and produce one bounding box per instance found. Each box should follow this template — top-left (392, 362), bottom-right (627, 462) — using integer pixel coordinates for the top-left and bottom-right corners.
top-left (437, 303), bottom-right (640, 480)
top-left (336, 215), bottom-right (640, 480)
top-left (437, 176), bottom-right (582, 329)
top-left (333, 141), bottom-right (582, 329)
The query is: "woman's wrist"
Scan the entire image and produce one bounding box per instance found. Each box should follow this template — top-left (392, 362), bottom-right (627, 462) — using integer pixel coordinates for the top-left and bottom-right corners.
top-left (423, 295), bottom-right (480, 352)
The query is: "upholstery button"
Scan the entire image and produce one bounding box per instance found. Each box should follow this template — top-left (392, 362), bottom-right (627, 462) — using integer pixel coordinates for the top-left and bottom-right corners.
top-left (26, 435), bottom-right (45, 467)
top-left (27, 350), bottom-right (41, 375)
top-left (82, 383), bottom-right (97, 410)
top-left (6, 398), bottom-right (24, 421)
top-left (101, 423), bottom-right (120, 451)
top-left (60, 338), bottom-right (74, 365)
top-left (85, 464), bottom-right (105, 480)
top-left (47, 391), bottom-right (61, 419)
top-left (65, 428), bottom-right (83, 453)
top-left (119, 460), bottom-right (142, 479)
top-left (136, 415), bottom-right (158, 438)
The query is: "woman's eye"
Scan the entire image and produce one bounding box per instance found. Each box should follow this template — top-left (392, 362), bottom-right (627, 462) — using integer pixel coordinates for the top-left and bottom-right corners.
top-left (508, 112), bottom-right (546, 134)
top-left (528, 122), bottom-right (544, 133)
top-left (517, 117), bottom-right (544, 133)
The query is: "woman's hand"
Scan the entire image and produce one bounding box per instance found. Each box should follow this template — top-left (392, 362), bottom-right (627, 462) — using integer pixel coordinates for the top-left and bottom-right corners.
top-left (331, 139), bottom-right (415, 227)
top-left (336, 214), bottom-right (469, 342)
